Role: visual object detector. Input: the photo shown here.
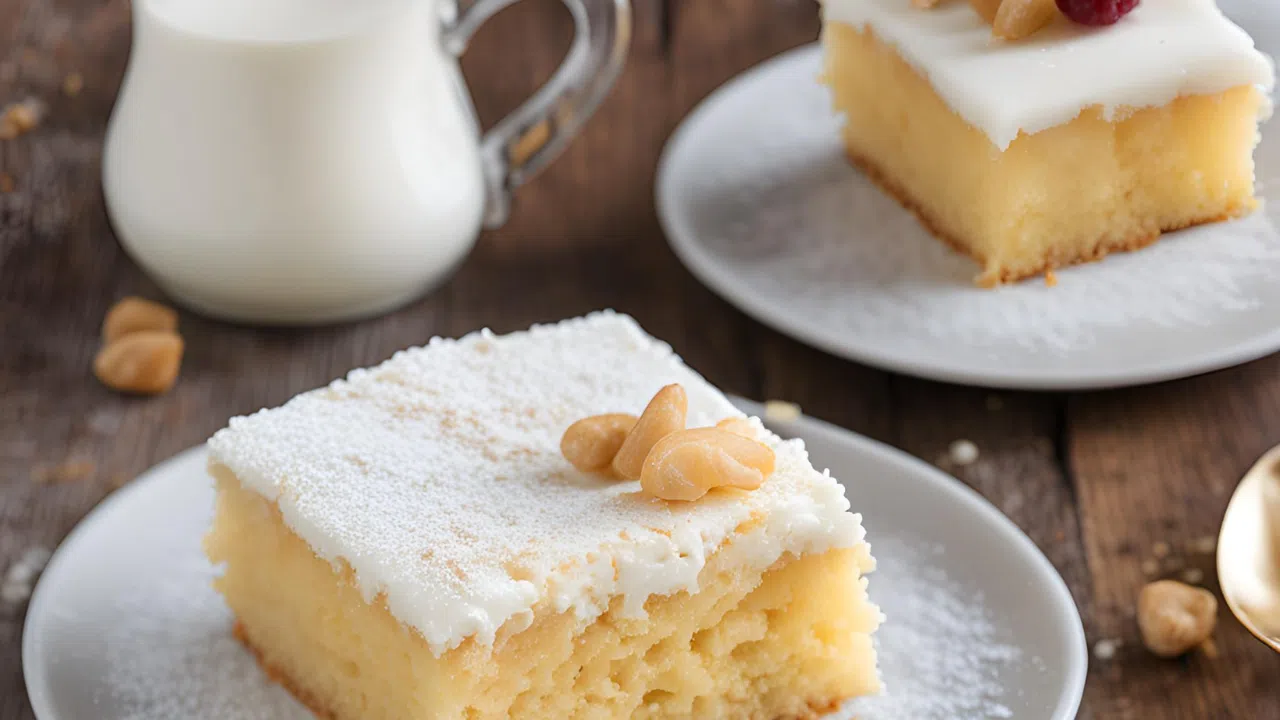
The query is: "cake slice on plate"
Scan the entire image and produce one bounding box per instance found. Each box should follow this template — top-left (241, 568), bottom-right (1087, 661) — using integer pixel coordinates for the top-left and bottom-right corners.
top-left (822, 0), bottom-right (1275, 286)
top-left (205, 312), bottom-right (881, 719)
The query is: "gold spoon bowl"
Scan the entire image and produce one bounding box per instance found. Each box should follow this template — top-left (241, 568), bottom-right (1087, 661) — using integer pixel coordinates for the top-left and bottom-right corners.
top-left (1218, 444), bottom-right (1280, 653)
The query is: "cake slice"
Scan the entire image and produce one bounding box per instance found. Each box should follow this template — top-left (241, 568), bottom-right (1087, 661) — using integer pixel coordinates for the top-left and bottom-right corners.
top-left (205, 312), bottom-right (881, 719)
top-left (822, 0), bottom-right (1276, 286)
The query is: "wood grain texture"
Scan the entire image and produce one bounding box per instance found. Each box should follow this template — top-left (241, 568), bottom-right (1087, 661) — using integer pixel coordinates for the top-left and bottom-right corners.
top-left (1, 0), bottom-right (1278, 718)
top-left (1070, 359), bottom-right (1280, 719)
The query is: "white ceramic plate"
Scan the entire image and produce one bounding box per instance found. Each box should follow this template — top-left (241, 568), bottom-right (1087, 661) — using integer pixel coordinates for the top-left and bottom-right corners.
top-left (657, 1), bottom-right (1280, 390)
top-left (23, 402), bottom-right (1086, 720)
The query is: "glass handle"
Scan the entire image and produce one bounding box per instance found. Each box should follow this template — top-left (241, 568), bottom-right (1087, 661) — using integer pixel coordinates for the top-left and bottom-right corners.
top-left (444, 0), bottom-right (631, 229)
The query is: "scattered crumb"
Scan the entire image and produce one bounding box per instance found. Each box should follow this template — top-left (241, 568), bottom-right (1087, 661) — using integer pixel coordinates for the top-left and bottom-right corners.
top-left (1044, 270), bottom-right (1058, 287)
top-left (0, 97), bottom-right (45, 140)
top-left (62, 71), bottom-right (83, 97)
top-left (0, 172), bottom-right (12, 193)
top-left (1189, 535), bottom-right (1216, 555)
top-left (1152, 541), bottom-right (1170, 559)
top-left (948, 439), bottom-right (979, 466)
top-left (2, 546), bottom-right (52, 606)
top-left (1180, 568), bottom-right (1204, 585)
top-left (9, 547), bottom-right (51, 584)
top-left (36, 458), bottom-right (95, 484)
top-left (762, 399), bottom-right (801, 423)
top-left (1141, 559), bottom-right (1160, 576)
top-left (1093, 638), bottom-right (1120, 660)
top-left (985, 395), bottom-right (1003, 411)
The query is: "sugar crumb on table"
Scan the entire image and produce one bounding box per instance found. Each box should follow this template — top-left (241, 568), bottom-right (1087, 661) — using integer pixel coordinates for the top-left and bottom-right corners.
top-left (0, 97), bottom-right (45, 140)
top-left (2, 546), bottom-right (52, 607)
top-left (947, 439), bottom-right (979, 466)
top-left (62, 71), bottom-right (83, 97)
top-left (1092, 638), bottom-right (1120, 661)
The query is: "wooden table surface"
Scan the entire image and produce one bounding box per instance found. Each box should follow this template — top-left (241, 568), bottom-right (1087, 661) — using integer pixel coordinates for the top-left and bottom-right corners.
top-left (2, 0), bottom-right (1279, 717)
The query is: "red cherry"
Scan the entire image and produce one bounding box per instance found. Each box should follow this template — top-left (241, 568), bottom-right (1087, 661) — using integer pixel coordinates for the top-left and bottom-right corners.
top-left (1055, 0), bottom-right (1140, 26)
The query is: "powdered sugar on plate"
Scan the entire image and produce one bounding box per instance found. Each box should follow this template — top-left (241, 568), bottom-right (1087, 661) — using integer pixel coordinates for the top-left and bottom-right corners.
top-left (839, 538), bottom-right (1026, 720)
top-left (100, 560), bottom-right (310, 720)
top-left (658, 43), bottom-right (1280, 388)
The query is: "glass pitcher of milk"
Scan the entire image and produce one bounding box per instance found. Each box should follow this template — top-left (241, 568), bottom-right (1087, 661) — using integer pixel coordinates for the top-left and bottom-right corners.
top-left (103, 0), bottom-right (629, 324)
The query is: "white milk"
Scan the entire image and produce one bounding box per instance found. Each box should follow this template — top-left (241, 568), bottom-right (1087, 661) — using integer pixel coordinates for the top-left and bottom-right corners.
top-left (103, 0), bottom-right (487, 324)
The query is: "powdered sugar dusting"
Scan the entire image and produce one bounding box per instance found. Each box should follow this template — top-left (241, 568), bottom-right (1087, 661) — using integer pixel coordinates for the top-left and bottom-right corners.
top-left (207, 312), bottom-right (867, 656)
top-left (102, 560), bottom-right (311, 720)
top-left (838, 538), bottom-right (1025, 720)
top-left (661, 46), bottom-right (1280, 380)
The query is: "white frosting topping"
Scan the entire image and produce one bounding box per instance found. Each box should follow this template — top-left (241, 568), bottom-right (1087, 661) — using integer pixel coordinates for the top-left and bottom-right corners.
top-left (822, 0), bottom-right (1276, 150)
top-left (207, 312), bottom-right (867, 656)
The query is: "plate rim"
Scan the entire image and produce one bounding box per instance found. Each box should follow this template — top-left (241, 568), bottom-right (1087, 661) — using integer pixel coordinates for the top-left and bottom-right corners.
top-left (656, 43), bottom-right (1280, 391)
top-left (23, 415), bottom-right (1087, 719)
top-left (21, 446), bottom-right (211, 720)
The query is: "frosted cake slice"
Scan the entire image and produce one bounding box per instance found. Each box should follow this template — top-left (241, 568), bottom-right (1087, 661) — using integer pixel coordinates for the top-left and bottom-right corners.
top-left (822, 0), bottom-right (1275, 286)
top-left (205, 312), bottom-right (881, 719)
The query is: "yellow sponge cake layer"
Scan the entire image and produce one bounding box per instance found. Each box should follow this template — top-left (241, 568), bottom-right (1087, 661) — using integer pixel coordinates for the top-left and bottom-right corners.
top-left (203, 313), bottom-right (881, 719)
top-left (207, 470), bottom-right (879, 719)
top-left (824, 21), bottom-right (1267, 286)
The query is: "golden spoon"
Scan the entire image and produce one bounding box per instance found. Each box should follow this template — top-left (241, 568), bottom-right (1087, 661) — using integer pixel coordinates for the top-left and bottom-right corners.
top-left (1218, 444), bottom-right (1280, 653)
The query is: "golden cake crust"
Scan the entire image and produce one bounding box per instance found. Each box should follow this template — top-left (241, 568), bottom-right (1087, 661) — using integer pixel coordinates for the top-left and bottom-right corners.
top-left (844, 146), bottom-right (1237, 287)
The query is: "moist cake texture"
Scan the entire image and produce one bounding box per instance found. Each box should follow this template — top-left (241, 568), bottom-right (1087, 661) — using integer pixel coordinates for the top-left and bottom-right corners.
top-left (205, 312), bottom-right (881, 719)
top-left (822, 0), bottom-right (1276, 286)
